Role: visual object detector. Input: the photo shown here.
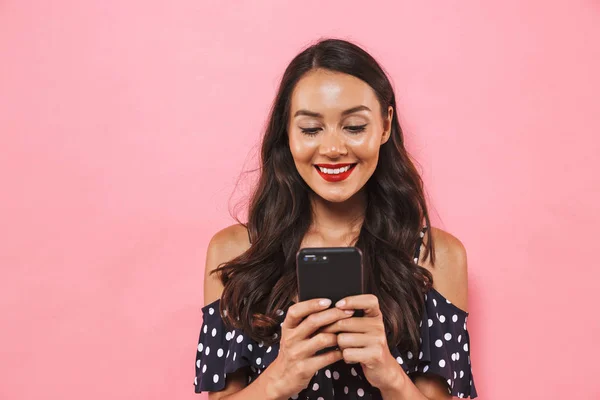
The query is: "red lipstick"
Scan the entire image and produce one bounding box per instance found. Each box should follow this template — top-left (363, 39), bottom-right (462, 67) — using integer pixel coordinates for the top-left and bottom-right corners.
top-left (314, 163), bottom-right (357, 183)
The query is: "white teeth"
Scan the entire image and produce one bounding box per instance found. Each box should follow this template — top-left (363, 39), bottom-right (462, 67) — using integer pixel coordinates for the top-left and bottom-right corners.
top-left (318, 165), bottom-right (352, 174)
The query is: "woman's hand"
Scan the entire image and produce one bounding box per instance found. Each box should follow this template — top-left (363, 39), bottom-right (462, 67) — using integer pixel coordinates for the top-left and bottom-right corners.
top-left (319, 294), bottom-right (407, 393)
top-left (265, 298), bottom-right (354, 400)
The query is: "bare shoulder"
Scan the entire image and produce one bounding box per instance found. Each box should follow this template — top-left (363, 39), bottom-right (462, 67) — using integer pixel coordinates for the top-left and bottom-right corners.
top-left (419, 226), bottom-right (469, 312)
top-left (203, 223), bottom-right (251, 305)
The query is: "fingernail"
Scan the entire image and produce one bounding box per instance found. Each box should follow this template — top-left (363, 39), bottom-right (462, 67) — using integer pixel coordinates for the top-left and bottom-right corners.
top-left (344, 310), bottom-right (354, 315)
top-left (336, 299), bottom-right (346, 307)
top-left (319, 299), bottom-right (332, 307)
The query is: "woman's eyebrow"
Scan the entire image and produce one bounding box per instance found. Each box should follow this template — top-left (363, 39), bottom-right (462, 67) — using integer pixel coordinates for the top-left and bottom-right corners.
top-left (293, 105), bottom-right (371, 118)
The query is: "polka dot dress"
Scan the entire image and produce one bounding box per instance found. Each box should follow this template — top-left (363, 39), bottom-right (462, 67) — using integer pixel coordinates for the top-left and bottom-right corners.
top-left (193, 226), bottom-right (478, 398)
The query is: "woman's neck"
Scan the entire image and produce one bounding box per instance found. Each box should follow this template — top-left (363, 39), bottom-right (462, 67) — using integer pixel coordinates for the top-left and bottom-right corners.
top-left (305, 190), bottom-right (366, 247)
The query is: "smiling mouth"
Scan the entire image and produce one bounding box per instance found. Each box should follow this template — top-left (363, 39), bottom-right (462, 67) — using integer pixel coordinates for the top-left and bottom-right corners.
top-left (314, 163), bottom-right (357, 175)
top-left (313, 163), bottom-right (357, 182)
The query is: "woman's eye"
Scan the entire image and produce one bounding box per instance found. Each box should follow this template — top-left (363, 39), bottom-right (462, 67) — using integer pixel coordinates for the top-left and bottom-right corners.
top-left (300, 124), bottom-right (367, 136)
top-left (346, 124), bottom-right (367, 133)
top-left (300, 128), bottom-right (320, 136)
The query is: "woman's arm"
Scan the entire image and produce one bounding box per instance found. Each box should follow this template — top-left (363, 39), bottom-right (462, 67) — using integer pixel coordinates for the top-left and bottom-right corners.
top-left (203, 225), bottom-right (261, 399)
top-left (389, 226), bottom-right (469, 400)
top-left (204, 225), bottom-right (343, 400)
top-left (216, 367), bottom-right (291, 400)
top-left (409, 227), bottom-right (472, 400)
top-left (378, 372), bottom-right (452, 400)
top-left (204, 224), bottom-right (310, 400)
top-left (206, 369), bottom-right (247, 400)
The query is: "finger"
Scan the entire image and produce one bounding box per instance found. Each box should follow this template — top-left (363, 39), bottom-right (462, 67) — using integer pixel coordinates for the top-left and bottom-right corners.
top-left (342, 347), bottom-right (379, 367)
top-left (337, 332), bottom-right (375, 350)
top-left (306, 348), bottom-right (344, 372)
top-left (335, 294), bottom-right (381, 318)
top-left (282, 298), bottom-right (332, 329)
top-left (319, 316), bottom-right (378, 334)
top-left (336, 333), bottom-right (373, 350)
top-left (296, 332), bottom-right (339, 357)
top-left (294, 307), bottom-right (355, 339)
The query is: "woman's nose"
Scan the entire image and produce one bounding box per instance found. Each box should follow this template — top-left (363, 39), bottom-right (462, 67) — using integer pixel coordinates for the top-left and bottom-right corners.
top-left (318, 130), bottom-right (348, 158)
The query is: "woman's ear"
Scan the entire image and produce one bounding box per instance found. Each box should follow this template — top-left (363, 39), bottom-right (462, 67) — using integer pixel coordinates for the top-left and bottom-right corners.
top-left (381, 105), bottom-right (394, 145)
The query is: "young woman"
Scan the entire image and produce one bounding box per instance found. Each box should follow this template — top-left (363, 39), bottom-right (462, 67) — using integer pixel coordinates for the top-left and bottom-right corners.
top-left (194, 38), bottom-right (477, 399)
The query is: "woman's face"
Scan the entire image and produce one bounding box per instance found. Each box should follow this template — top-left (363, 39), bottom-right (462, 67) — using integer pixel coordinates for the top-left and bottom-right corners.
top-left (288, 69), bottom-right (393, 203)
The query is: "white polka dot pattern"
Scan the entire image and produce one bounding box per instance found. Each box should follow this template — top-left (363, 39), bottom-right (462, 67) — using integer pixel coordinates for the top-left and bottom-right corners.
top-left (193, 225), bottom-right (477, 398)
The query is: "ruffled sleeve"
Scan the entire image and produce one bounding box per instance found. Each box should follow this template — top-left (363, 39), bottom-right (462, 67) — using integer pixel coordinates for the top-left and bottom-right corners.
top-left (193, 299), bottom-right (280, 393)
top-left (412, 288), bottom-right (478, 398)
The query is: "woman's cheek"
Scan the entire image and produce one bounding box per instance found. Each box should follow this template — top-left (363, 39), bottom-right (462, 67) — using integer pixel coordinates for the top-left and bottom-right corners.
top-left (347, 135), bottom-right (381, 160)
top-left (289, 135), bottom-right (317, 162)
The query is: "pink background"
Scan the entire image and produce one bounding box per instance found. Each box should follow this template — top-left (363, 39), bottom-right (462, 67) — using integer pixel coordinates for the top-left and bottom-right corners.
top-left (1, 1), bottom-right (599, 399)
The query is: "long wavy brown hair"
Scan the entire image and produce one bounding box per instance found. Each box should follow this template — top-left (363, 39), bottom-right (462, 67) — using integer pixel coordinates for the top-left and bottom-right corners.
top-left (212, 38), bottom-right (436, 356)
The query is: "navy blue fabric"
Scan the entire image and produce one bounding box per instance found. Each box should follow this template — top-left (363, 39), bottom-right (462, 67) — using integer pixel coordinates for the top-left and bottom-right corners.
top-left (194, 226), bottom-right (478, 398)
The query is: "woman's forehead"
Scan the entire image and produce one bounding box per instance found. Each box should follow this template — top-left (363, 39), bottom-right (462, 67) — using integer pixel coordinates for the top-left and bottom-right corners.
top-left (290, 70), bottom-right (379, 116)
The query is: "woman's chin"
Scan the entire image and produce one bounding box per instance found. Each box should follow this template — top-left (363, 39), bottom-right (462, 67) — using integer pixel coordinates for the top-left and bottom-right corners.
top-left (312, 188), bottom-right (355, 204)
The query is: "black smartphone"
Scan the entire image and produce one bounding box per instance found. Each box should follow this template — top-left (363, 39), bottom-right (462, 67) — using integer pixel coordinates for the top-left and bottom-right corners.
top-left (296, 247), bottom-right (365, 316)
top-left (296, 247), bottom-right (365, 355)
